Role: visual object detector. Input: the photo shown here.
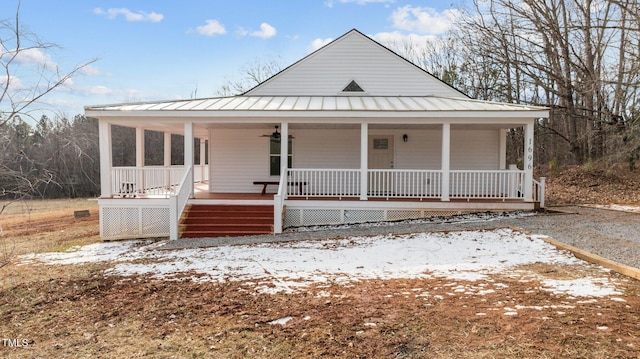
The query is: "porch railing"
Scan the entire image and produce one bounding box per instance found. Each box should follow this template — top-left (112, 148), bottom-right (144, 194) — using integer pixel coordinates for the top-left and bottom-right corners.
top-left (111, 166), bottom-right (185, 197)
top-left (450, 170), bottom-right (525, 200)
top-left (533, 177), bottom-right (546, 208)
top-left (169, 165), bottom-right (193, 240)
top-left (284, 169), bottom-right (528, 200)
top-left (368, 170), bottom-right (442, 199)
top-left (287, 169), bottom-right (361, 198)
top-left (273, 170), bottom-right (288, 234)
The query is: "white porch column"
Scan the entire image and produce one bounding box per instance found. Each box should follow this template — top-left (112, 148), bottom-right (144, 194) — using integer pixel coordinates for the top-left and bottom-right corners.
top-left (136, 127), bottom-right (145, 167)
top-left (280, 122), bottom-right (288, 174)
top-left (199, 138), bottom-right (206, 182)
top-left (360, 123), bottom-right (368, 200)
top-left (273, 123), bottom-right (289, 235)
top-left (99, 120), bottom-right (113, 198)
top-left (523, 121), bottom-right (534, 201)
top-left (164, 132), bottom-right (171, 166)
top-left (499, 129), bottom-right (507, 170)
top-left (441, 123), bottom-right (450, 201)
top-left (184, 122), bottom-right (195, 198)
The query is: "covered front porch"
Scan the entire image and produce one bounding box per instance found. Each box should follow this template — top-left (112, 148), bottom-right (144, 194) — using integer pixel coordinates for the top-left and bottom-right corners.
top-left (95, 116), bottom-right (545, 240)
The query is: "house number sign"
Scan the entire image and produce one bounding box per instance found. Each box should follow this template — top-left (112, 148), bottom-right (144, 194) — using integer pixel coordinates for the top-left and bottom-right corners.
top-left (527, 138), bottom-right (533, 170)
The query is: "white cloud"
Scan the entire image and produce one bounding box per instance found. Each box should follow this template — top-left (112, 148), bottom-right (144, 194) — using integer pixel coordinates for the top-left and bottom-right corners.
top-left (87, 85), bottom-right (113, 96)
top-left (196, 19), bottom-right (226, 36)
top-left (250, 23), bottom-right (277, 39)
top-left (11, 48), bottom-right (57, 69)
top-left (325, 0), bottom-right (395, 8)
top-left (79, 64), bottom-right (109, 77)
top-left (390, 5), bottom-right (461, 34)
top-left (93, 8), bottom-right (164, 22)
top-left (0, 75), bottom-right (24, 93)
top-left (307, 38), bottom-right (333, 53)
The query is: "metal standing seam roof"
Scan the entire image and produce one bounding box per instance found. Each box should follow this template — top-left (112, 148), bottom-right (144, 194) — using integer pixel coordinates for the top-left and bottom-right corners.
top-left (85, 95), bottom-right (548, 113)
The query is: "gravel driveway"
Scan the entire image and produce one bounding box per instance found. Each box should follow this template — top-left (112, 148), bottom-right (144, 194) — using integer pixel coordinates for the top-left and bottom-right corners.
top-left (161, 206), bottom-right (640, 269)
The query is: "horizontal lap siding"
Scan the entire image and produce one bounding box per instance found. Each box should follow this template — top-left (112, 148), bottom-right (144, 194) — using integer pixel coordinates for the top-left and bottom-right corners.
top-left (248, 33), bottom-right (463, 97)
top-left (210, 129), bottom-right (268, 193)
top-left (208, 128), bottom-right (500, 193)
top-left (451, 130), bottom-right (500, 170)
top-left (294, 129), bottom-right (360, 168)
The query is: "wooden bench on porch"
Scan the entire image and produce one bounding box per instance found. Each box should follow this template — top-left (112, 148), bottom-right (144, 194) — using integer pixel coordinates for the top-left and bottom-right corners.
top-left (253, 181), bottom-right (306, 195)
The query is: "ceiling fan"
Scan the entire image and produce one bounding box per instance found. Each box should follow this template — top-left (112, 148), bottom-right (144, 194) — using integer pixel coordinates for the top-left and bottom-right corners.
top-left (260, 125), bottom-right (294, 139)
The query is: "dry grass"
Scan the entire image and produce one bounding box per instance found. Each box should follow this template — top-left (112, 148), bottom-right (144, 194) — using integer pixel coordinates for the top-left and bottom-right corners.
top-left (1, 199), bottom-right (99, 257)
top-left (1, 198), bottom-right (640, 358)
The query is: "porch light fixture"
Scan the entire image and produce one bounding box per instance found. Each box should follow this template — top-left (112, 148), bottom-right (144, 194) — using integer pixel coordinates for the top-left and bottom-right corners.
top-left (403, 134), bottom-right (408, 142)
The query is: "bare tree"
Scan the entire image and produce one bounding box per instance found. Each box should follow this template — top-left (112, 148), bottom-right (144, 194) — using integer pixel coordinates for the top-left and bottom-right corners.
top-left (0, 1), bottom-right (97, 268)
top-left (216, 56), bottom-right (283, 96)
top-left (456, 0), bottom-right (640, 165)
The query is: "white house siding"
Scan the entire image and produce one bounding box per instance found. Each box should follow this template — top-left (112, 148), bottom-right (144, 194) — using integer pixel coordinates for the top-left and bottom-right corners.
top-left (450, 130), bottom-right (501, 170)
top-left (208, 127), bottom-right (451, 193)
top-left (294, 128), bottom-right (445, 171)
top-left (209, 128), bottom-right (271, 193)
top-left (247, 32), bottom-right (464, 98)
top-left (369, 129), bottom-right (442, 169)
top-left (294, 129), bottom-right (361, 168)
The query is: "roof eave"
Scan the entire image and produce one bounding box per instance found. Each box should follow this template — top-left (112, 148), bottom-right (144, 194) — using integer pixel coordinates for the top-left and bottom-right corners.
top-left (85, 109), bottom-right (549, 120)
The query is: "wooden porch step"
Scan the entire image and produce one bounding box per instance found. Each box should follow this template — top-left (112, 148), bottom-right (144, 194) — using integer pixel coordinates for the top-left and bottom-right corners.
top-left (181, 230), bottom-right (273, 238)
top-left (188, 204), bottom-right (273, 212)
top-left (179, 204), bottom-right (274, 238)
top-left (181, 217), bottom-right (273, 225)
top-left (179, 223), bottom-right (273, 232)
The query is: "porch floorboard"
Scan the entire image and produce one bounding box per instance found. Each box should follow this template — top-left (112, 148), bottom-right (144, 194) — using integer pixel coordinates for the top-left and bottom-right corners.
top-left (194, 192), bottom-right (527, 204)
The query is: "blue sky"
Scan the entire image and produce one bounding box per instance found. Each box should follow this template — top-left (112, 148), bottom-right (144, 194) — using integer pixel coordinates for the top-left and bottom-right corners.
top-left (6, 0), bottom-right (465, 120)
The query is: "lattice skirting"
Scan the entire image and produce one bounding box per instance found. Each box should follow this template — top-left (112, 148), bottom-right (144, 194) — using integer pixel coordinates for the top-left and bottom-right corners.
top-left (101, 206), bottom-right (170, 240)
top-left (283, 207), bottom-right (475, 228)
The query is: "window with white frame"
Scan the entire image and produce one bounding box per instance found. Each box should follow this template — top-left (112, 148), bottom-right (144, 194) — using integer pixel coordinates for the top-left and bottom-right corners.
top-left (270, 135), bottom-right (292, 176)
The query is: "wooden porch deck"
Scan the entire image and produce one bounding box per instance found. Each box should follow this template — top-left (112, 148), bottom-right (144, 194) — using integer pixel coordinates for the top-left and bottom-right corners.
top-left (193, 191), bottom-right (528, 204)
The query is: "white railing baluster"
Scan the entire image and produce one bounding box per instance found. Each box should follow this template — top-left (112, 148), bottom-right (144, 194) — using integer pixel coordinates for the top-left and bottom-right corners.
top-left (111, 166), bottom-right (186, 197)
top-left (451, 170), bottom-right (527, 200)
top-left (276, 169), bottom-right (529, 201)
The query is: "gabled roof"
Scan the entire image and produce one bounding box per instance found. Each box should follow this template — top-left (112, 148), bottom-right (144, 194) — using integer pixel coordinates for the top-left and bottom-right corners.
top-left (244, 29), bottom-right (468, 98)
top-left (84, 28), bottom-right (549, 123)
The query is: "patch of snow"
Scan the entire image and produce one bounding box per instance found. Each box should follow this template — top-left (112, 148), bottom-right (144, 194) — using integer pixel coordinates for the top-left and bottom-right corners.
top-left (542, 278), bottom-right (621, 297)
top-left (18, 240), bottom-right (152, 265)
top-left (268, 317), bottom-right (293, 325)
top-left (20, 228), bottom-right (620, 297)
top-left (590, 204), bottom-right (640, 213)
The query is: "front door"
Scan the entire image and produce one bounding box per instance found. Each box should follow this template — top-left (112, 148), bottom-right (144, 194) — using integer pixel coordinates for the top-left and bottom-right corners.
top-left (368, 135), bottom-right (394, 169)
top-left (368, 135), bottom-right (394, 195)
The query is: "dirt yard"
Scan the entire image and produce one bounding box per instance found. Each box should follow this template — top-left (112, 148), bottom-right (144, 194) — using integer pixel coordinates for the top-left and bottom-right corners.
top-left (1, 166), bottom-right (640, 358)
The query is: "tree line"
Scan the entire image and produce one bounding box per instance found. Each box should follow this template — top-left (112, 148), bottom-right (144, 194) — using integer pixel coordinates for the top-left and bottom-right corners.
top-left (389, 0), bottom-right (640, 168)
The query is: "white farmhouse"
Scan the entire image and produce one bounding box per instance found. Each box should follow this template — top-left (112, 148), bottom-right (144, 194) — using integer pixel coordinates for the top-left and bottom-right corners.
top-left (85, 29), bottom-right (547, 240)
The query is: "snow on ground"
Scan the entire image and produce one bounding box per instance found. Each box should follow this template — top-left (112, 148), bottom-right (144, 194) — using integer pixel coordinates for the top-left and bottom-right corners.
top-left (588, 204), bottom-right (640, 213)
top-left (19, 228), bottom-right (621, 297)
